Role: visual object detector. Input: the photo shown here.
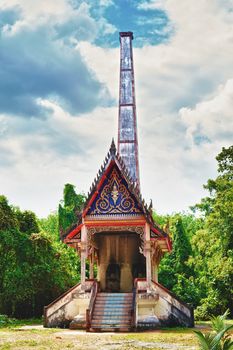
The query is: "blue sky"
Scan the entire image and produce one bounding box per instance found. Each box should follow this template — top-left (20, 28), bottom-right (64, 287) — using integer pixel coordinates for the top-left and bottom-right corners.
top-left (91, 0), bottom-right (172, 47)
top-left (0, 0), bottom-right (232, 217)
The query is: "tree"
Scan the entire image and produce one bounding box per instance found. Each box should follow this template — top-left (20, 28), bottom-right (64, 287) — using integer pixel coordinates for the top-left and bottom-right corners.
top-left (14, 209), bottom-right (39, 235)
top-left (191, 146), bottom-right (233, 319)
top-left (0, 196), bottom-right (18, 231)
top-left (158, 214), bottom-right (203, 306)
top-left (58, 184), bottom-right (86, 236)
top-left (39, 213), bottom-right (59, 241)
top-left (0, 196), bottom-right (80, 318)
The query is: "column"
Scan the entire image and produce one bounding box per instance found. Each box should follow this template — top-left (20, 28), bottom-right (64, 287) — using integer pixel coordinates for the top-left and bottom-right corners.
top-left (145, 223), bottom-right (151, 288)
top-left (89, 250), bottom-right (94, 280)
top-left (81, 225), bottom-right (87, 288)
top-left (153, 264), bottom-right (158, 283)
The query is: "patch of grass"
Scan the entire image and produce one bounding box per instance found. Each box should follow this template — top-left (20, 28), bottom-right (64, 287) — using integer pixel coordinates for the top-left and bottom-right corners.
top-left (0, 315), bottom-right (42, 329)
top-left (0, 322), bottom-right (232, 350)
top-left (117, 330), bottom-right (198, 348)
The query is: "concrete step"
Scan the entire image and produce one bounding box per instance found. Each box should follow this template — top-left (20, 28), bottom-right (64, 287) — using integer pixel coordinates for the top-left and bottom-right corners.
top-left (93, 311), bottom-right (131, 316)
top-left (97, 293), bottom-right (133, 296)
top-left (92, 316), bottom-right (131, 321)
top-left (96, 296), bottom-right (133, 299)
top-left (91, 321), bottom-right (131, 327)
top-left (90, 292), bottom-right (133, 332)
top-left (96, 296), bottom-right (133, 300)
top-left (90, 327), bottom-right (131, 332)
top-left (94, 303), bottom-right (132, 308)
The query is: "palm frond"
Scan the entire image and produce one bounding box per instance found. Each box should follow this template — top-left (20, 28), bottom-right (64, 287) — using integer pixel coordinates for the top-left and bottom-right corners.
top-left (211, 325), bottom-right (233, 350)
top-left (211, 310), bottom-right (229, 333)
top-left (193, 330), bottom-right (212, 350)
top-left (222, 338), bottom-right (233, 350)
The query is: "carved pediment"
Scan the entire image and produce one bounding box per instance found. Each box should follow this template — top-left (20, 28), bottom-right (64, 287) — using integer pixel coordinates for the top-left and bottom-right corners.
top-left (87, 166), bottom-right (142, 216)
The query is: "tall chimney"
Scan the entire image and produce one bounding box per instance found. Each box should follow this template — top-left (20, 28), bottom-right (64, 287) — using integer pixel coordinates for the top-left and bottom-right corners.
top-left (118, 32), bottom-right (140, 188)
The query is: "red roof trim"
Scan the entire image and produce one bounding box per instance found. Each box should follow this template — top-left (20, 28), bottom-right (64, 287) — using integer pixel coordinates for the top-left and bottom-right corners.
top-left (85, 220), bottom-right (146, 227)
top-left (150, 225), bottom-right (172, 252)
top-left (82, 160), bottom-right (115, 217)
top-left (166, 236), bottom-right (172, 252)
top-left (150, 225), bottom-right (163, 237)
top-left (65, 223), bottom-right (83, 241)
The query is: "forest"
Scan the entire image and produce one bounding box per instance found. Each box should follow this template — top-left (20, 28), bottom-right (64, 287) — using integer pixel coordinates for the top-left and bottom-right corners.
top-left (0, 146), bottom-right (232, 320)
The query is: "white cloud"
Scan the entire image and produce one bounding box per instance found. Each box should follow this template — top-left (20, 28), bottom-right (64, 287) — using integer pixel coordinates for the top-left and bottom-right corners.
top-left (0, 0), bottom-right (116, 40)
top-left (78, 0), bottom-right (233, 213)
top-left (180, 79), bottom-right (233, 147)
top-left (137, 1), bottom-right (164, 10)
top-left (1, 0), bottom-right (233, 216)
top-left (0, 0), bottom-right (71, 33)
top-left (0, 102), bottom-right (117, 216)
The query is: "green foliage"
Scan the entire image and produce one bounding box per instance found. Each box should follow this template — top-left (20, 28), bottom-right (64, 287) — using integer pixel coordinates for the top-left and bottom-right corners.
top-left (0, 197), bottom-right (80, 318)
top-left (0, 146), bottom-right (232, 321)
top-left (191, 146), bottom-right (233, 319)
top-left (158, 146), bottom-right (233, 318)
top-left (0, 314), bottom-right (17, 327)
top-left (39, 213), bottom-right (59, 241)
top-left (0, 315), bottom-right (41, 328)
top-left (14, 209), bottom-right (39, 234)
top-left (0, 196), bottom-right (18, 230)
top-left (193, 311), bottom-right (233, 349)
top-left (58, 184), bottom-right (86, 235)
top-left (158, 214), bottom-right (203, 306)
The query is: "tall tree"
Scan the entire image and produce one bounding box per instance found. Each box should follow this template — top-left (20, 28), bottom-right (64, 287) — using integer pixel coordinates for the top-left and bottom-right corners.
top-left (58, 184), bottom-right (86, 236)
top-left (191, 145), bottom-right (233, 318)
top-left (159, 214), bottom-right (202, 306)
top-left (0, 196), bottom-right (80, 318)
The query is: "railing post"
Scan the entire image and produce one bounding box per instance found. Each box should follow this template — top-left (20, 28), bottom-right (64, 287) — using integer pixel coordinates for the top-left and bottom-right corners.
top-left (86, 309), bottom-right (90, 331)
top-left (86, 280), bottom-right (98, 332)
top-left (131, 278), bottom-right (138, 331)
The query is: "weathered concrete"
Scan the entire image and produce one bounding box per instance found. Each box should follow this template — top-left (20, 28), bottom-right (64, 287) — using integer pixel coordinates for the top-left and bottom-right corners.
top-left (44, 281), bottom-right (93, 328)
top-left (136, 280), bottom-right (194, 329)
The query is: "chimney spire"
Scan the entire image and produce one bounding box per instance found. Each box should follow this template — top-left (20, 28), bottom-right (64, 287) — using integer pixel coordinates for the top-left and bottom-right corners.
top-left (117, 32), bottom-right (140, 188)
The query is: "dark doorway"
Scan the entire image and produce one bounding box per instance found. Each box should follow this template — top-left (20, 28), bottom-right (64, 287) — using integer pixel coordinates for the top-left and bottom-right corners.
top-left (106, 263), bottom-right (121, 292)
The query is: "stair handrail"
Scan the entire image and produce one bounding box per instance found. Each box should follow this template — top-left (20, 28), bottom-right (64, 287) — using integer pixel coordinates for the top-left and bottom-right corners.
top-left (131, 278), bottom-right (140, 330)
top-left (44, 281), bottom-right (81, 326)
top-left (151, 279), bottom-right (194, 327)
top-left (86, 280), bottom-right (99, 331)
top-left (152, 280), bottom-right (192, 310)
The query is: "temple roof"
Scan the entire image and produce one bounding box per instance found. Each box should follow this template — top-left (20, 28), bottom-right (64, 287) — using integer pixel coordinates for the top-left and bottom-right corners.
top-left (62, 139), bottom-right (171, 249)
top-left (82, 139), bottom-right (151, 220)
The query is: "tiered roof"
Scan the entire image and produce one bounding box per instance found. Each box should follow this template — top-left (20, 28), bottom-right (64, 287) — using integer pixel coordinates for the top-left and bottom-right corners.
top-left (63, 139), bottom-right (171, 252)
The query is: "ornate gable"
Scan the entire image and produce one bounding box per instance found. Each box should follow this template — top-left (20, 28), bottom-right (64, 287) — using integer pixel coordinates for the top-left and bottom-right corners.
top-left (86, 165), bottom-right (142, 216)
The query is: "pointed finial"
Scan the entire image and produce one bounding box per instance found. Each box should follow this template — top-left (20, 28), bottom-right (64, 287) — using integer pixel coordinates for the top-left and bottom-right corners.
top-left (149, 199), bottom-right (153, 210)
top-left (163, 221), bottom-right (170, 234)
top-left (110, 138), bottom-right (116, 155)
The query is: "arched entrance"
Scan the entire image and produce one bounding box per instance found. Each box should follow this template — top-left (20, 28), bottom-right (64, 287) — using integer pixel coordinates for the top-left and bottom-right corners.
top-left (93, 231), bottom-right (146, 292)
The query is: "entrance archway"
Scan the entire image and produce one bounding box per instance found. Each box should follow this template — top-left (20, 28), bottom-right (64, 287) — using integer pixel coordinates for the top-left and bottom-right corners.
top-left (93, 231), bottom-right (146, 292)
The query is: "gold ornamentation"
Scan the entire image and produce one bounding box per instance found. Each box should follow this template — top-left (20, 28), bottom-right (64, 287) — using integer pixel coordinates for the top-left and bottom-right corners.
top-left (90, 167), bottom-right (141, 215)
top-left (111, 184), bottom-right (119, 204)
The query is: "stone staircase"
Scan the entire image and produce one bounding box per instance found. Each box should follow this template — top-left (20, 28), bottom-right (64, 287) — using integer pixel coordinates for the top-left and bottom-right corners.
top-left (90, 292), bottom-right (133, 331)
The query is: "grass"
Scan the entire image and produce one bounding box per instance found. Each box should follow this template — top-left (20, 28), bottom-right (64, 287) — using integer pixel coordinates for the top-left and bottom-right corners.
top-left (0, 320), bottom-right (232, 350)
top-left (0, 315), bottom-right (42, 329)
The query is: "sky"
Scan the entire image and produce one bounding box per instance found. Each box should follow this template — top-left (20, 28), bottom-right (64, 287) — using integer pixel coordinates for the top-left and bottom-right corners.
top-left (0, 0), bottom-right (232, 218)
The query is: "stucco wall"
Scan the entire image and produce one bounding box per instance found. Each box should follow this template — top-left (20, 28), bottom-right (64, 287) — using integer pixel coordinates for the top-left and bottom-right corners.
top-left (44, 282), bottom-right (92, 328)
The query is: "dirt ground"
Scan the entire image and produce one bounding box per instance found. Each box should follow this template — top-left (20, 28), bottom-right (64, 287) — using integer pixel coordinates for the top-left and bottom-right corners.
top-left (0, 325), bottom-right (202, 350)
